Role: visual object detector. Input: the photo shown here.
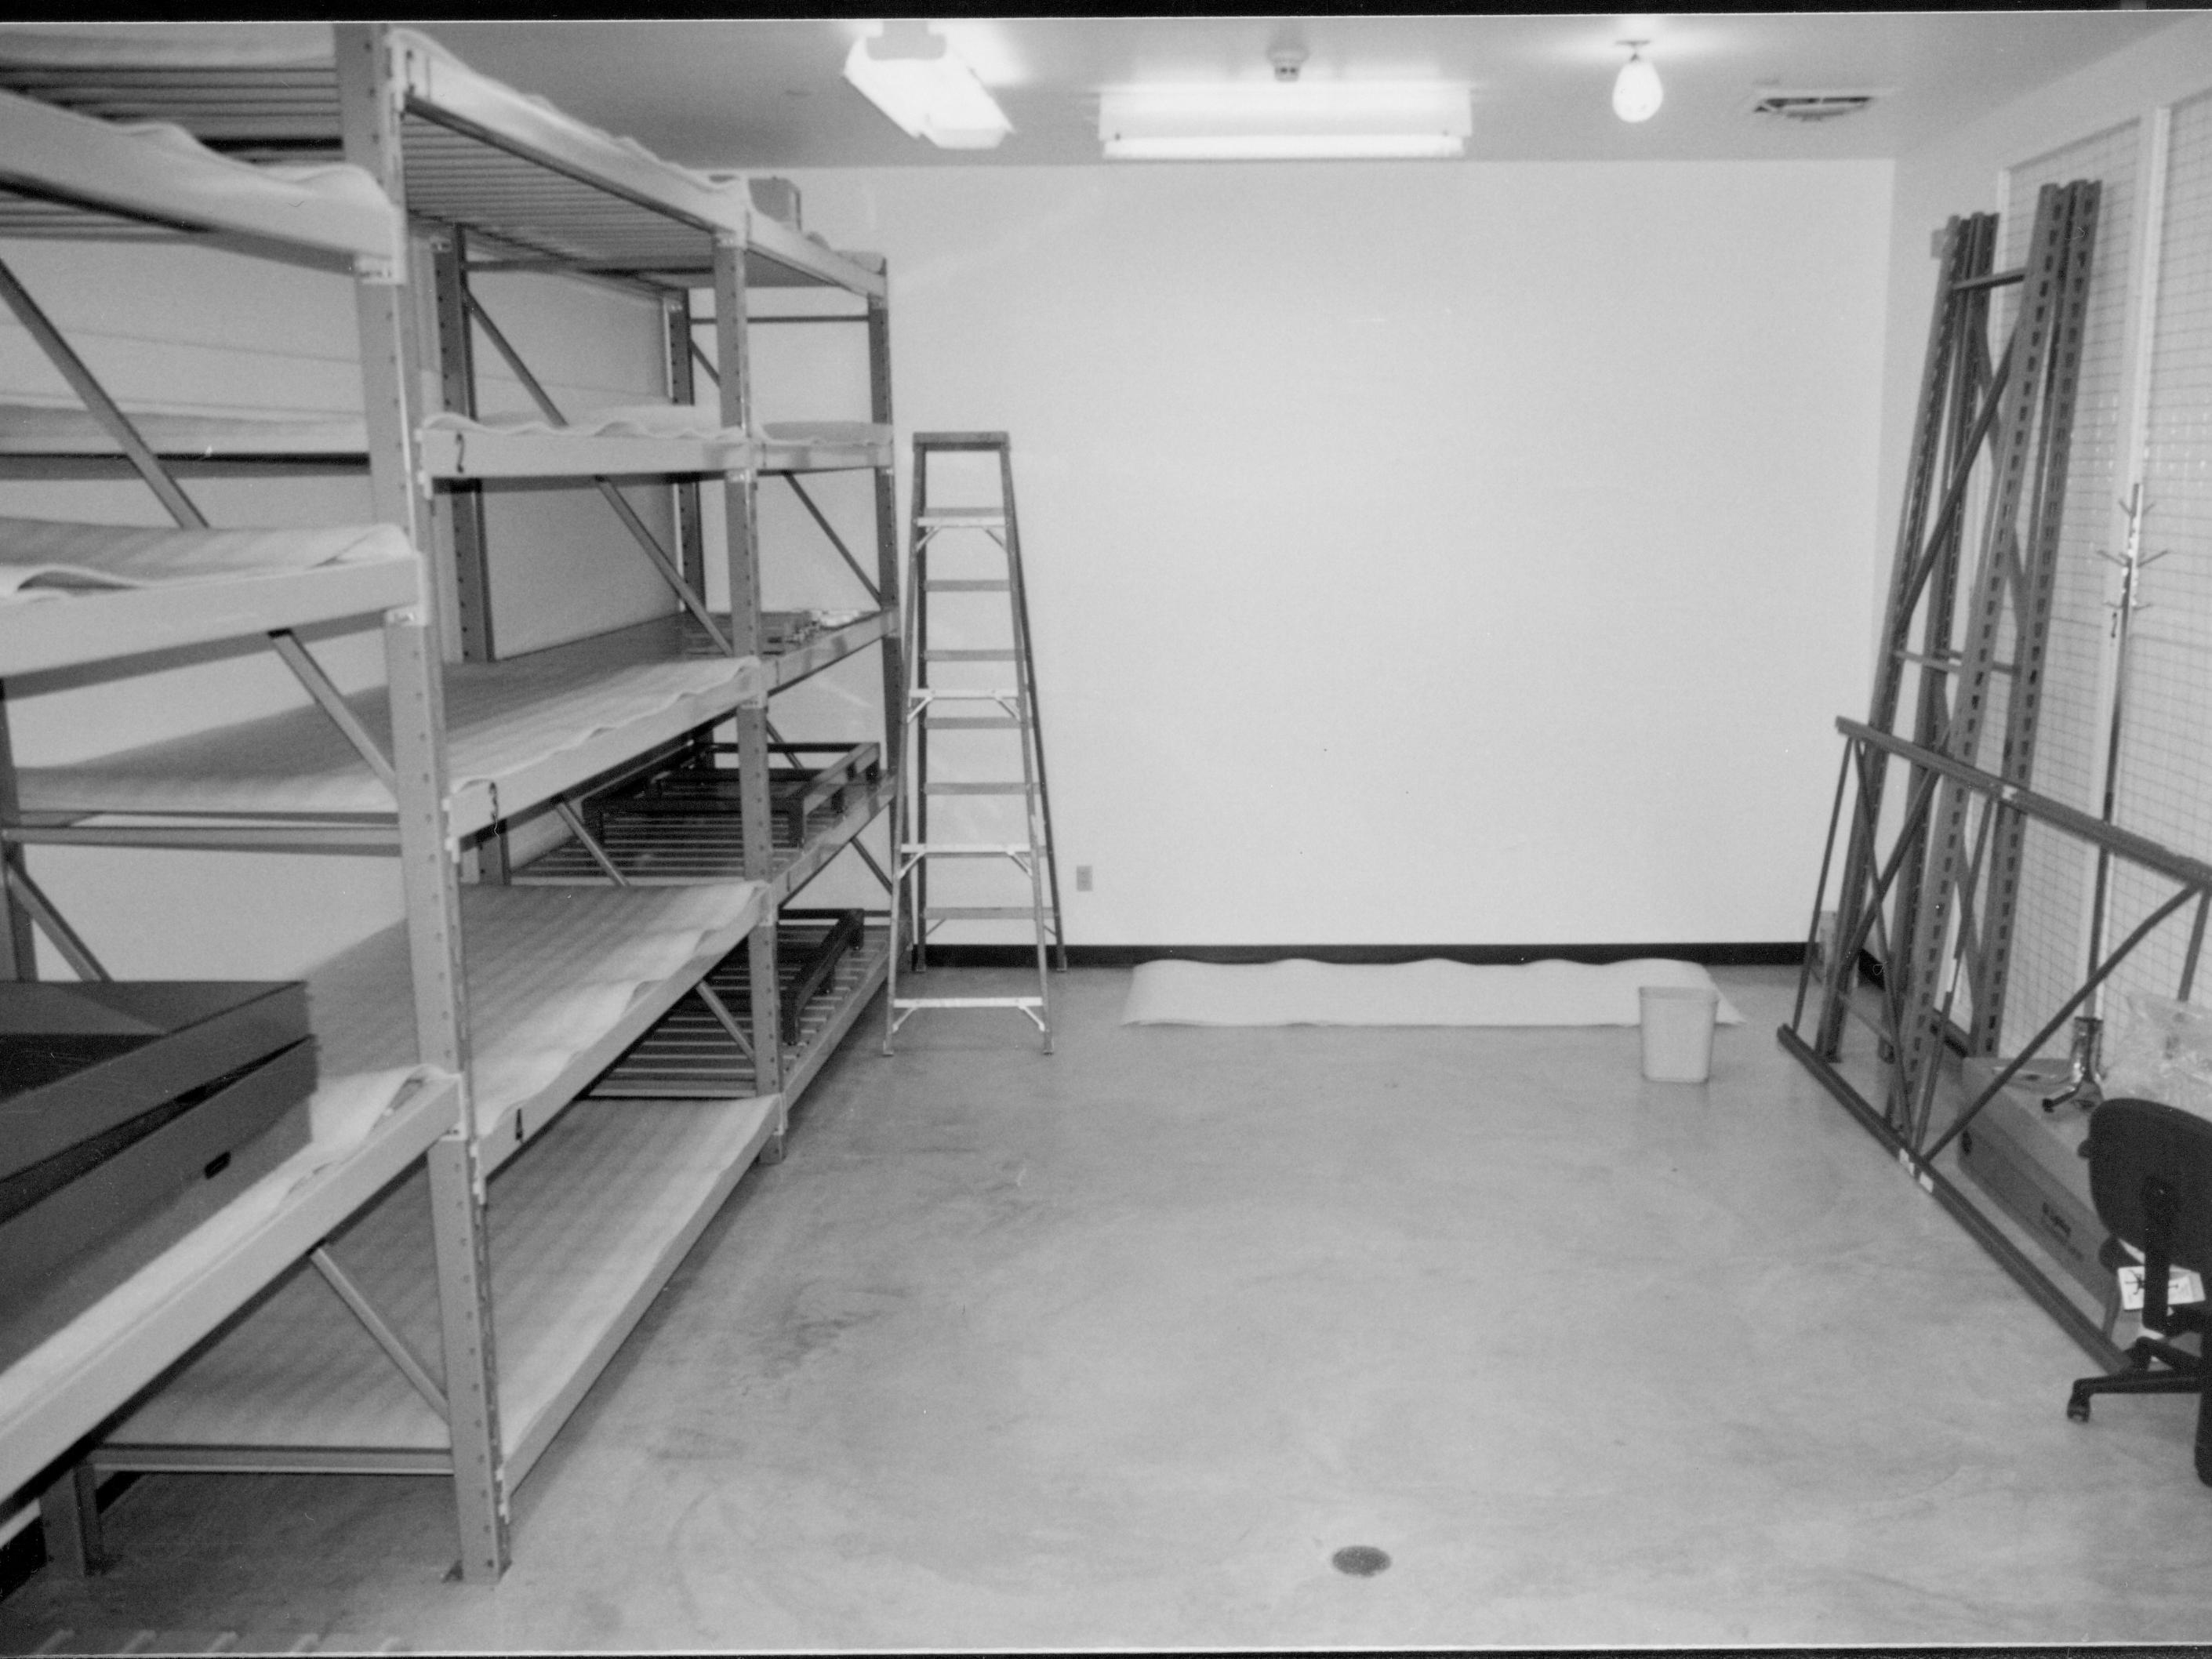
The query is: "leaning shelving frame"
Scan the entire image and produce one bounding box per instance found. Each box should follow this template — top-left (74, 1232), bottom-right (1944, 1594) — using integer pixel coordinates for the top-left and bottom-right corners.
top-left (0, 76), bottom-right (504, 1580)
top-left (0, 20), bottom-right (903, 1581)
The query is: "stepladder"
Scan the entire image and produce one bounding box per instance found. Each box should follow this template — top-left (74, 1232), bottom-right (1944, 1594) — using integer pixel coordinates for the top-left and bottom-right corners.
top-left (884, 432), bottom-right (1065, 1055)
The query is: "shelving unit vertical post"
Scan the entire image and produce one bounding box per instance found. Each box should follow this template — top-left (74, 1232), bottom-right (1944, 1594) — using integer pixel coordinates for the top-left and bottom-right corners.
top-left (0, 695), bottom-right (31, 978)
top-left (335, 21), bottom-right (509, 1579)
top-left (867, 288), bottom-right (904, 797)
top-left (427, 227), bottom-right (496, 670)
top-left (667, 292), bottom-right (710, 602)
top-left (711, 234), bottom-right (787, 1121)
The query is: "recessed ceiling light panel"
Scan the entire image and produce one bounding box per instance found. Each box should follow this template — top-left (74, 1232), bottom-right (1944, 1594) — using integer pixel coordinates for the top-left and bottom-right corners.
top-left (1099, 82), bottom-right (1472, 162)
top-left (843, 23), bottom-right (1012, 150)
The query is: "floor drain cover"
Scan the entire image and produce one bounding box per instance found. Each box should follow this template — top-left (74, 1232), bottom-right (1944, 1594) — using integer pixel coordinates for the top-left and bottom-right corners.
top-left (1331, 1545), bottom-right (1391, 1577)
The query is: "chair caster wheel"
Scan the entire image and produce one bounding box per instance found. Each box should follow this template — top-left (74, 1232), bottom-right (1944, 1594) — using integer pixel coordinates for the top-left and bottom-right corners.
top-left (2068, 1397), bottom-right (2092, 1422)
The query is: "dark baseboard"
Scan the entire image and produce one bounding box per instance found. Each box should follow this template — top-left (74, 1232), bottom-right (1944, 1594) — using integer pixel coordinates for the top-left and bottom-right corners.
top-left (919, 942), bottom-right (1807, 969)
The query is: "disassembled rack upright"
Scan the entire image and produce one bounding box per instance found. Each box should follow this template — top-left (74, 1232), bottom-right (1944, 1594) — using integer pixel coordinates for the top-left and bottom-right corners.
top-left (1775, 180), bottom-right (2212, 1369)
top-left (1797, 180), bottom-right (2101, 1141)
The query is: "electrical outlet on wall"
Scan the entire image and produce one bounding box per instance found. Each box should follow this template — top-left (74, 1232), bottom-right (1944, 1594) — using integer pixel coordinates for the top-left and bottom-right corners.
top-left (1076, 865), bottom-right (1092, 892)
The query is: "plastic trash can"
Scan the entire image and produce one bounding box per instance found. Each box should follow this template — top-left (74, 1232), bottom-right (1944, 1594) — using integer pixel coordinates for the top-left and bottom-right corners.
top-left (1639, 985), bottom-right (1719, 1083)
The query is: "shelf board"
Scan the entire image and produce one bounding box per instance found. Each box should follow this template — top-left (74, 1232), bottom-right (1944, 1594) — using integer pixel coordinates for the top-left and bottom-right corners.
top-left (0, 84), bottom-right (401, 274)
top-left (305, 880), bottom-right (768, 1179)
top-left (17, 616), bottom-right (768, 841)
top-left (740, 216), bottom-right (885, 297)
top-left (416, 424), bottom-right (755, 482)
top-left (589, 923), bottom-right (888, 1102)
top-left (0, 1069), bottom-right (459, 1498)
top-left (676, 610), bottom-right (891, 693)
top-left (0, 405), bottom-right (756, 485)
top-left (0, 554), bottom-right (421, 679)
top-left (757, 423), bottom-right (893, 474)
top-left (765, 612), bottom-right (892, 692)
top-left (95, 1090), bottom-right (779, 1490)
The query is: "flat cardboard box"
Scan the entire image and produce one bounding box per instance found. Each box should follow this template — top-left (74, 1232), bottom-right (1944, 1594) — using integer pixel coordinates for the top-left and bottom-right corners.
top-left (0, 981), bottom-right (308, 1181)
top-left (0, 1040), bottom-right (315, 1372)
top-left (1956, 1056), bottom-right (2107, 1301)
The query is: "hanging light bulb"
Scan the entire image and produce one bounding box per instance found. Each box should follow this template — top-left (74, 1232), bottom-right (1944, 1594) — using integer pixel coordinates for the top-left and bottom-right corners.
top-left (1612, 41), bottom-right (1662, 123)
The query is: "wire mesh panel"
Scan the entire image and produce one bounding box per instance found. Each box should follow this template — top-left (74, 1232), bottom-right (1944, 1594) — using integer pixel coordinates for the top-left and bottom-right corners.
top-left (1992, 122), bottom-right (2143, 1055)
top-left (2106, 89), bottom-right (2212, 1013)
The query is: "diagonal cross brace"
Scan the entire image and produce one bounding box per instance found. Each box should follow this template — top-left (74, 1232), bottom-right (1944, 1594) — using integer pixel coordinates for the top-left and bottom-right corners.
top-left (1918, 881), bottom-right (2200, 1171)
top-left (694, 980), bottom-right (754, 1061)
top-left (0, 256), bottom-right (204, 531)
top-left (311, 1245), bottom-right (449, 1422)
top-left (552, 799), bottom-right (630, 887)
top-left (0, 256), bottom-right (401, 796)
top-left (463, 292), bottom-right (735, 655)
top-left (5, 862), bottom-right (107, 982)
top-left (269, 630), bottom-right (397, 797)
top-left (780, 475), bottom-right (881, 604)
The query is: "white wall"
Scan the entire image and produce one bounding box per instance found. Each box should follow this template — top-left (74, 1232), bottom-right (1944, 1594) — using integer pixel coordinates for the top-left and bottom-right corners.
top-left (2, 154), bottom-right (1898, 969)
top-left (781, 159), bottom-right (1893, 946)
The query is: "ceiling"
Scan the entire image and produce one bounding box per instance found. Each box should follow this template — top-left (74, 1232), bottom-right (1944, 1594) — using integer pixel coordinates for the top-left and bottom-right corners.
top-left (411, 13), bottom-right (2189, 170)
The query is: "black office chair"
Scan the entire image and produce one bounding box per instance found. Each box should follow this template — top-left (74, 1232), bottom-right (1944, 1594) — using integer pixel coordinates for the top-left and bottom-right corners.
top-left (2067, 1096), bottom-right (2212, 1484)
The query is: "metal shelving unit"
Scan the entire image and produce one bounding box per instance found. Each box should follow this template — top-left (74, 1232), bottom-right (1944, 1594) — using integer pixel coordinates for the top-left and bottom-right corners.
top-left (0, 20), bottom-right (902, 1585)
top-left (0, 81), bottom-right (499, 1579)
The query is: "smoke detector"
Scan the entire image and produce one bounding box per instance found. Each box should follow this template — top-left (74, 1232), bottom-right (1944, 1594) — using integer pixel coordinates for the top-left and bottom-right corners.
top-left (1748, 89), bottom-right (1887, 123)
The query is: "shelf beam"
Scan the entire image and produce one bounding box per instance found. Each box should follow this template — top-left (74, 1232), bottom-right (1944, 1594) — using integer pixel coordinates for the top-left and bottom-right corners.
top-left (714, 230), bottom-right (785, 1116)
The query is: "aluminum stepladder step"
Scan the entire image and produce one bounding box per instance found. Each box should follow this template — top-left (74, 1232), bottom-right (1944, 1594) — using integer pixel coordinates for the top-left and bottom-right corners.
top-left (884, 432), bottom-right (1065, 1055)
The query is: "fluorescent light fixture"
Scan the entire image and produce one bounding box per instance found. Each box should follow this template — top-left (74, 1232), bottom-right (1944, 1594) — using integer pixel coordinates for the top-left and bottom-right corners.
top-left (843, 21), bottom-right (1012, 150)
top-left (1612, 43), bottom-right (1662, 123)
top-left (1099, 82), bottom-right (1471, 162)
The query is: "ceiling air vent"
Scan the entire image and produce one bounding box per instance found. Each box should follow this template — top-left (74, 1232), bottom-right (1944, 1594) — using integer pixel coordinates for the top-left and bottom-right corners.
top-left (1749, 90), bottom-right (1884, 124)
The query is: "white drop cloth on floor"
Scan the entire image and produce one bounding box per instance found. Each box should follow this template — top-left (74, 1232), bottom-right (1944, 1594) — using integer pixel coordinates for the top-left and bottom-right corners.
top-left (1120, 957), bottom-right (1744, 1028)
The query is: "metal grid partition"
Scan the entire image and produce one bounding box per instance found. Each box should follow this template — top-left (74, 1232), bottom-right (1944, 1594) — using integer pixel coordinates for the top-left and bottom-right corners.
top-left (1992, 122), bottom-right (2145, 1057)
top-left (2105, 89), bottom-right (2212, 1014)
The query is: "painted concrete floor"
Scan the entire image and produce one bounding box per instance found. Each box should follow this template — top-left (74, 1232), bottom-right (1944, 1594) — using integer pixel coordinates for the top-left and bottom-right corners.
top-left (5, 964), bottom-right (2212, 1650)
